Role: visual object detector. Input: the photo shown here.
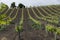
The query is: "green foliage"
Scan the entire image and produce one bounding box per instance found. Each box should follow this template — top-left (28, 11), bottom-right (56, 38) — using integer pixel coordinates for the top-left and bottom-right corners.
top-left (29, 14), bottom-right (40, 24)
top-left (0, 20), bottom-right (9, 25)
top-left (18, 3), bottom-right (25, 8)
top-left (0, 14), bottom-right (10, 31)
top-left (45, 24), bottom-right (56, 32)
top-left (0, 14), bottom-right (10, 25)
top-left (56, 28), bottom-right (60, 35)
top-left (11, 2), bottom-right (16, 8)
top-left (0, 14), bottom-right (6, 19)
top-left (15, 24), bottom-right (23, 32)
top-left (43, 16), bottom-right (59, 24)
top-left (0, 2), bottom-right (8, 12)
top-left (32, 23), bottom-right (42, 30)
top-left (29, 19), bottom-right (42, 30)
top-left (46, 24), bottom-right (60, 35)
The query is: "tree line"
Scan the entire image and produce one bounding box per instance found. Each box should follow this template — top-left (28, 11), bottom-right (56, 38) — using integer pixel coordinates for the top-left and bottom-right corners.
top-left (0, 2), bottom-right (25, 9)
top-left (11, 2), bottom-right (25, 8)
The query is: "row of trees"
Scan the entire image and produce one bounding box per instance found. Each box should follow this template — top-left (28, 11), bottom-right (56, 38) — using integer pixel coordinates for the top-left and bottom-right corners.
top-left (10, 2), bottom-right (25, 8)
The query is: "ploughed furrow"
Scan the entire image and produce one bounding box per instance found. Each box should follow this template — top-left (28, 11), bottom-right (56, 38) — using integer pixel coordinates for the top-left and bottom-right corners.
top-left (47, 6), bottom-right (59, 13)
top-left (42, 6), bottom-right (59, 16)
top-left (0, 8), bottom-right (7, 14)
top-left (0, 7), bottom-right (8, 14)
top-left (35, 7), bottom-right (45, 17)
top-left (8, 8), bottom-right (16, 18)
top-left (31, 7), bottom-right (44, 20)
top-left (1, 9), bottom-right (12, 20)
top-left (3, 8), bottom-right (15, 20)
top-left (47, 6), bottom-right (57, 13)
top-left (51, 6), bottom-right (60, 13)
top-left (10, 8), bottom-right (17, 18)
top-left (38, 7), bottom-right (48, 16)
top-left (9, 8), bottom-right (19, 23)
top-left (55, 5), bottom-right (60, 8)
top-left (44, 7), bottom-right (55, 16)
top-left (0, 9), bottom-right (12, 16)
top-left (24, 8), bottom-right (29, 20)
top-left (12, 8), bottom-right (22, 24)
top-left (52, 5), bottom-right (59, 8)
top-left (28, 8), bottom-right (42, 23)
top-left (17, 8), bottom-right (22, 22)
top-left (28, 8), bottom-right (38, 19)
top-left (40, 7), bottom-right (52, 17)
top-left (5, 9), bottom-right (12, 16)
top-left (23, 8), bottom-right (29, 31)
top-left (50, 6), bottom-right (60, 11)
top-left (41, 6), bottom-right (54, 16)
top-left (32, 7), bottom-right (42, 17)
top-left (47, 6), bottom-right (60, 16)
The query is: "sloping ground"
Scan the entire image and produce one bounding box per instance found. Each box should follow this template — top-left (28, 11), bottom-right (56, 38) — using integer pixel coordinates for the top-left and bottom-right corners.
top-left (0, 5), bottom-right (60, 40)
